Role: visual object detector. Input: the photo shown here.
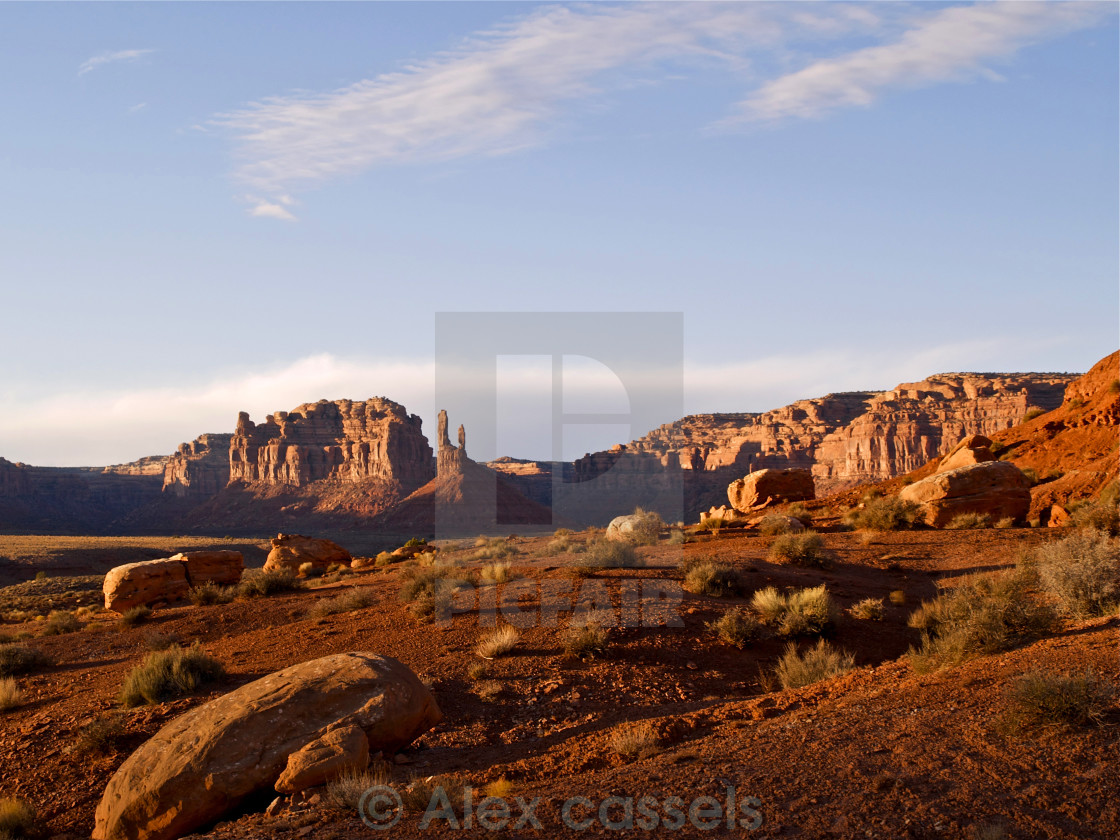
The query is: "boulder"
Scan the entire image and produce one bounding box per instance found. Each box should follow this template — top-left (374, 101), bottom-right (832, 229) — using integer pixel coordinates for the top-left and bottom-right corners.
top-left (937, 434), bottom-right (997, 474)
top-left (605, 511), bottom-right (661, 542)
top-left (172, 550), bottom-right (244, 586)
top-left (1047, 504), bottom-right (1072, 528)
top-left (275, 722), bottom-right (369, 794)
top-left (103, 559), bottom-right (190, 613)
top-left (93, 652), bottom-right (441, 840)
top-left (264, 534), bottom-right (351, 573)
top-left (703, 505), bottom-right (749, 525)
top-left (728, 469), bottom-right (815, 513)
top-left (898, 461), bottom-right (1031, 527)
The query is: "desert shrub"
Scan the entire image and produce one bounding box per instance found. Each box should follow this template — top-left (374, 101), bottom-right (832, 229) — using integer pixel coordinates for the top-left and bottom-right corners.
top-left (0, 677), bottom-right (23, 712)
top-left (404, 537), bottom-right (428, 548)
top-left (945, 512), bottom-right (992, 530)
top-left (400, 567), bottom-right (467, 623)
top-left (0, 798), bottom-right (36, 840)
top-left (576, 539), bottom-right (640, 572)
top-left (466, 662), bottom-right (488, 681)
top-left (0, 644), bottom-right (51, 677)
top-left (41, 610), bottom-right (80, 636)
top-left (326, 762), bottom-right (393, 812)
top-left (475, 625), bottom-right (519, 659)
top-left (706, 610), bottom-right (760, 648)
top-left (995, 517), bottom-right (1016, 529)
top-left (843, 496), bottom-right (919, 531)
top-left (775, 640), bottom-right (855, 689)
top-left (768, 531), bottom-right (826, 566)
top-left (1022, 406), bottom-right (1047, 422)
top-left (119, 606), bottom-right (152, 628)
top-left (403, 776), bottom-right (468, 816)
top-left (297, 561), bottom-right (323, 579)
top-left (72, 713), bottom-right (128, 756)
top-left (759, 514), bottom-right (800, 538)
top-left (908, 574), bottom-right (1058, 671)
top-left (1001, 670), bottom-right (1115, 734)
top-left (310, 588), bottom-right (374, 618)
top-left (472, 538), bottom-right (516, 561)
top-left (565, 622), bottom-right (609, 659)
top-left (374, 551), bottom-right (396, 567)
top-left (119, 642), bottom-right (225, 708)
top-left (610, 720), bottom-right (661, 758)
top-left (750, 585), bottom-right (835, 637)
top-left (666, 529), bottom-right (687, 545)
top-left (237, 570), bottom-right (302, 598)
top-left (682, 561), bottom-right (741, 597)
top-left (547, 533), bottom-right (582, 555)
top-left (1033, 528), bottom-right (1119, 616)
top-left (475, 680), bottom-right (503, 701)
top-left (786, 503), bottom-right (813, 526)
top-left (1070, 481), bottom-right (1120, 535)
top-left (188, 582), bottom-right (235, 606)
top-left (848, 597), bottom-right (884, 620)
top-left (554, 528), bottom-right (573, 537)
top-left (479, 561), bottom-right (515, 585)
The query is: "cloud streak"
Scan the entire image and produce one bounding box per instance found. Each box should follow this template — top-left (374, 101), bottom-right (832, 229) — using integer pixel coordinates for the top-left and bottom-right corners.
top-left (215, 2), bottom-right (1113, 218)
top-left (78, 48), bottom-right (155, 76)
top-left (734, 1), bottom-right (1113, 122)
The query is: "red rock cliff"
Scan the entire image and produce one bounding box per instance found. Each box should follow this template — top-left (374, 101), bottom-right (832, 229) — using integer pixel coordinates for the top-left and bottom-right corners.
top-left (163, 434), bottom-right (233, 499)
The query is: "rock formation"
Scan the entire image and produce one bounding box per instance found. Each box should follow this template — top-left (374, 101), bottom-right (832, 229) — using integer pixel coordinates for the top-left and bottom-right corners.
top-left (102, 551), bottom-right (244, 612)
top-left (937, 434), bottom-right (997, 473)
top-left (728, 468), bottom-right (815, 513)
top-left (162, 434), bottom-right (232, 499)
top-left (93, 653), bottom-right (441, 840)
top-left (263, 534), bottom-right (351, 573)
top-left (229, 398), bottom-right (433, 489)
top-left (899, 460), bottom-right (1032, 527)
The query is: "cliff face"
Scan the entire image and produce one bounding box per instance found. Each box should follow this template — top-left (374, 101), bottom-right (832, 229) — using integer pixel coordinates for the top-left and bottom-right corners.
top-left (163, 434), bottom-right (233, 499)
top-left (229, 398), bottom-right (434, 490)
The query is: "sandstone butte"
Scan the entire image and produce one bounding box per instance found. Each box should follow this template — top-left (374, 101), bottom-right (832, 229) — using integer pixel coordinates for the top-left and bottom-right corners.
top-left (0, 365), bottom-right (1104, 532)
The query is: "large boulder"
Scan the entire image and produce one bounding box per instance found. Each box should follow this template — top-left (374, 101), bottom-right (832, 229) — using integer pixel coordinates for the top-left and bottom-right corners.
top-left (173, 550), bottom-right (244, 586)
top-left (605, 511), bottom-right (661, 542)
top-left (728, 469), bottom-right (815, 513)
top-left (103, 559), bottom-right (190, 613)
top-left (937, 434), bottom-right (997, 474)
top-left (264, 534), bottom-right (351, 573)
top-left (93, 652), bottom-right (441, 840)
top-left (899, 460), bottom-right (1031, 527)
top-left (275, 722), bottom-right (369, 794)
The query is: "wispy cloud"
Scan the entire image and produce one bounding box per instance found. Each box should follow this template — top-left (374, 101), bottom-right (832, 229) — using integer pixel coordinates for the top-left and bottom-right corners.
top-left (248, 195), bottom-right (297, 221)
top-left (127, 102), bottom-right (148, 114)
top-left (78, 48), bottom-right (155, 77)
top-left (732, 1), bottom-right (1114, 123)
top-left (215, 1), bottom-right (1113, 218)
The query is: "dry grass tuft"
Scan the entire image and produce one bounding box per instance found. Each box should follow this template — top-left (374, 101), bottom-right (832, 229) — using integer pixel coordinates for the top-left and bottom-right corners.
top-left (41, 610), bottom-right (81, 636)
top-left (237, 570), bottom-right (303, 598)
top-left (479, 561), bottom-right (515, 585)
top-left (403, 775), bottom-right (468, 814)
top-left (945, 512), bottom-right (992, 530)
top-left (0, 644), bottom-right (51, 677)
top-left (1033, 528), bottom-right (1119, 617)
top-left (610, 720), bottom-right (661, 759)
top-left (72, 713), bottom-right (129, 756)
top-left (565, 622), bottom-right (609, 659)
top-left (1001, 669), bottom-right (1116, 734)
top-left (326, 762), bottom-right (393, 812)
top-left (188, 582), bottom-right (236, 606)
top-left (774, 640), bottom-right (855, 689)
top-left (119, 606), bottom-right (152, 628)
top-left (751, 585), bottom-right (835, 637)
top-left (706, 610), bottom-right (760, 648)
top-left (682, 561), bottom-right (741, 597)
top-left (0, 677), bottom-right (24, 712)
top-left (848, 597), bottom-right (885, 620)
top-left (0, 797), bottom-right (36, 840)
top-left (768, 531), bottom-right (826, 566)
top-left (843, 496), bottom-right (919, 531)
top-left (119, 642), bottom-right (225, 708)
top-left (309, 588), bottom-right (374, 618)
top-left (474, 625), bottom-right (519, 659)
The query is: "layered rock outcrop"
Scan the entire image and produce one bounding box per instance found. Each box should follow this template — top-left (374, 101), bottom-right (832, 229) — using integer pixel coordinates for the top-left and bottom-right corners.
top-left (728, 468), bottom-right (815, 513)
top-left (264, 534), bottom-right (351, 573)
top-left (163, 434), bottom-right (232, 499)
top-left (229, 398), bottom-right (434, 489)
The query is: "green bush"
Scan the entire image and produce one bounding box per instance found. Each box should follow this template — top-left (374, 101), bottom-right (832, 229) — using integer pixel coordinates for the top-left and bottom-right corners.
top-left (768, 531), bottom-right (826, 566)
top-left (118, 643), bottom-right (225, 708)
top-left (1033, 529), bottom-right (1119, 617)
top-left (774, 640), bottom-right (854, 689)
top-left (1001, 669), bottom-right (1115, 733)
top-left (706, 610), bottom-right (760, 648)
top-left (843, 496), bottom-right (919, 531)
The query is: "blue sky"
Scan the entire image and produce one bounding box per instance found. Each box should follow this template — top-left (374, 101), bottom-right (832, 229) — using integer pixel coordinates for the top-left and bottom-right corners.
top-left (0, 1), bottom-right (1116, 466)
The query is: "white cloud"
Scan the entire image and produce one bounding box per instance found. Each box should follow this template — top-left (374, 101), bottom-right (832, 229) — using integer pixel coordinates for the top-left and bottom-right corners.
top-left (213, 2), bottom-right (1115, 215)
top-left (732, 1), bottom-right (1113, 122)
top-left (0, 341), bottom-right (1051, 466)
top-left (78, 48), bottom-right (155, 77)
top-left (248, 197), bottom-right (297, 221)
top-left (128, 102), bottom-right (148, 114)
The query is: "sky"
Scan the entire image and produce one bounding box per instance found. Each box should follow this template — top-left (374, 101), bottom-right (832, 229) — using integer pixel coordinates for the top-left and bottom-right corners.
top-left (0, 1), bottom-right (1116, 466)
